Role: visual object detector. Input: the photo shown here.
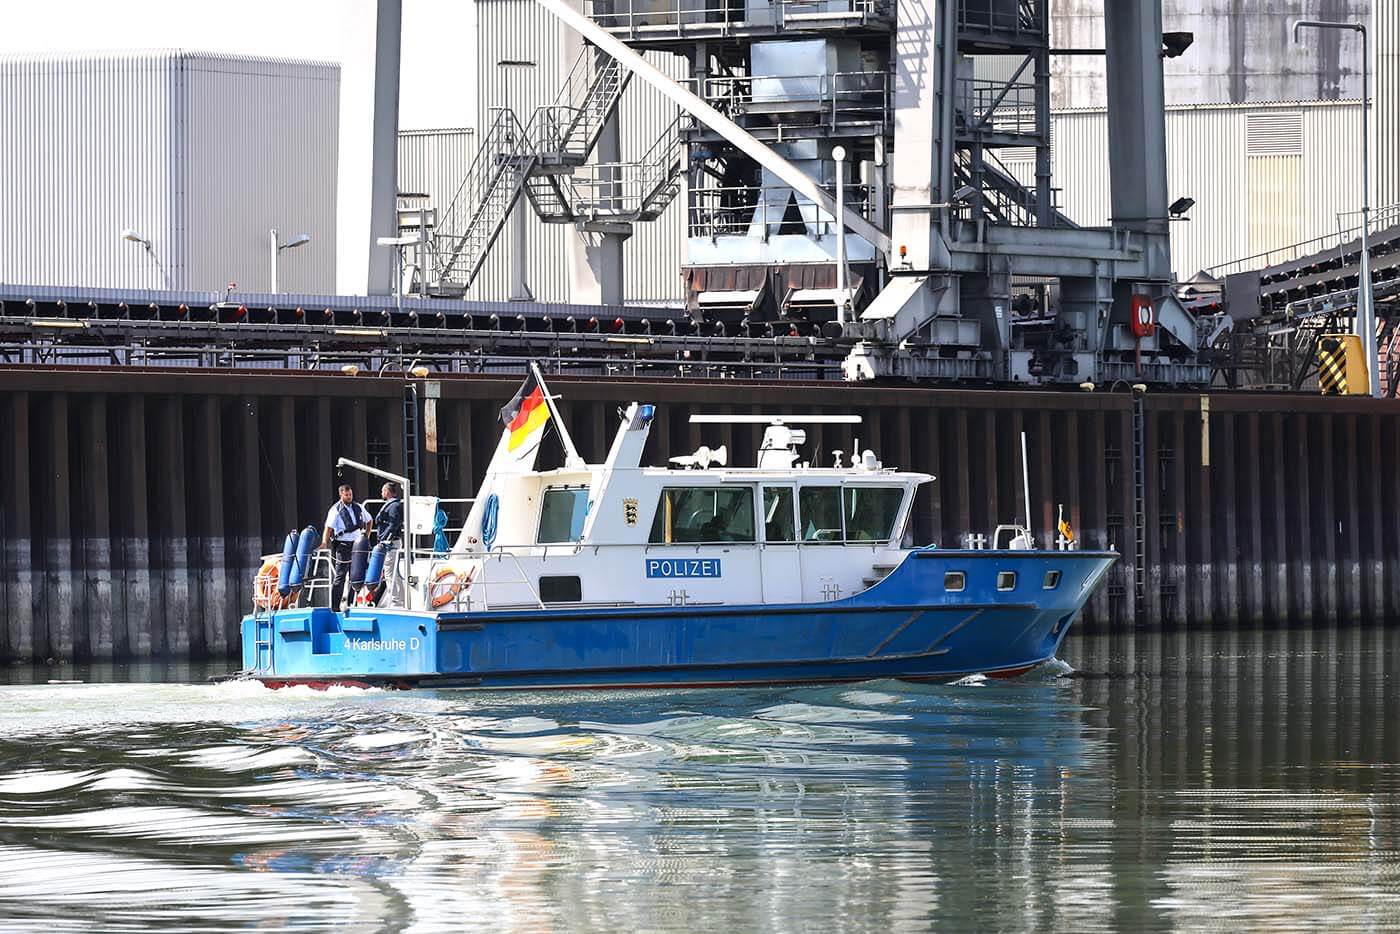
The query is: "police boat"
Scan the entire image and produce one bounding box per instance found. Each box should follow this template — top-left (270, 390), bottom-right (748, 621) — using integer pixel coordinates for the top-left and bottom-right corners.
top-left (239, 368), bottom-right (1116, 690)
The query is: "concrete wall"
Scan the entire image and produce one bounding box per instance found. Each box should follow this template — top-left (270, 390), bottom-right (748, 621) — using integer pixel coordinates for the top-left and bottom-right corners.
top-left (1051, 0), bottom-right (1374, 109)
top-left (0, 51), bottom-right (339, 293)
top-left (3, 367), bottom-right (1399, 663)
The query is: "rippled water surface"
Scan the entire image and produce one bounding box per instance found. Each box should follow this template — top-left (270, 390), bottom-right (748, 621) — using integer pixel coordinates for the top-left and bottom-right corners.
top-left (3, 628), bottom-right (1400, 932)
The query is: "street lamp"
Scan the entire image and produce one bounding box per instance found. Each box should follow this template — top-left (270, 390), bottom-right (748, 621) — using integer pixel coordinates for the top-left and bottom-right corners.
top-left (378, 233), bottom-right (421, 313)
top-left (1294, 19), bottom-right (1378, 396)
top-left (120, 228), bottom-right (151, 250)
top-left (269, 228), bottom-right (312, 293)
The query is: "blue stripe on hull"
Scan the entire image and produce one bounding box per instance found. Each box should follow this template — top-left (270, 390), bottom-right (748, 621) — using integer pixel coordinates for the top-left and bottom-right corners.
top-left (241, 550), bottom-right (1114, 690)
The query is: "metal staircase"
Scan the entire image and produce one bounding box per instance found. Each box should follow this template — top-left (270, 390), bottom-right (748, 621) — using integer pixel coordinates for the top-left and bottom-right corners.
top-left (535, 52), bottom-right (633, 166)
top-left (426, 48), bottom-right (637, 294)
top-left (431, 107), bottom-right (537, 292)
top-left (527, 110), bottom-right (686, 228)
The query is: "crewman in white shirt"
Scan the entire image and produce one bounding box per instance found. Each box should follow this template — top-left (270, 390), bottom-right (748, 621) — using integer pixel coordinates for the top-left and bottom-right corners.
top-left (321, 483), bottom-right (371, 612)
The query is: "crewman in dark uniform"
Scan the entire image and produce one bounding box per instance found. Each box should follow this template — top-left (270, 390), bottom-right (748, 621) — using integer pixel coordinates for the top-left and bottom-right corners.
top-left (375, 481), bottom-right (405, 547)
top-left (321, 483), bottom-right (370, 612)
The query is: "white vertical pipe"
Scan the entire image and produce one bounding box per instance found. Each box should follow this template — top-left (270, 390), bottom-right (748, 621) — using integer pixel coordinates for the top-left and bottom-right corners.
top-left (833, 145), bottom-right (848, 326)
top-left (1020, 430), bottom-right (1032, 541)
top-left (269, 228), bottom-right (279, 293)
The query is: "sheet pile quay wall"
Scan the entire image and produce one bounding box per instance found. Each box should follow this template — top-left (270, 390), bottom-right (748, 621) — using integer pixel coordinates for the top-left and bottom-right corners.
top-left (1, 368), bottom-right (1398, 663)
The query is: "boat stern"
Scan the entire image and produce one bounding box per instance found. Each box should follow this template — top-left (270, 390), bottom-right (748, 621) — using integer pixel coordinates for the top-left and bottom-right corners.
top-left (241, 608), bottom-right (438, 683)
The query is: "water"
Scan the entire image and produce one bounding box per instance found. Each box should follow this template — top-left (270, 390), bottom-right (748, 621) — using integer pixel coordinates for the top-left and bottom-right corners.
top-left (2, 628), bottom-right (1399, 932)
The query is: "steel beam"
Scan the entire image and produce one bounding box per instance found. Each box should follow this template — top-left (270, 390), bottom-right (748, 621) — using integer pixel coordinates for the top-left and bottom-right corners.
top-left (534, 0), bottom-right (891, 254)
top-left (77, 395), bottom-right (114, 660)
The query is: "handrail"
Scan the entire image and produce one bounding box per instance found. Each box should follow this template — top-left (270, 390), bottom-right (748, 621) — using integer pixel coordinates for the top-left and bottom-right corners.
top-left (1207, 201), bottom-right (1400, 279)
top-left (586, 0), bottom-right (890, 32)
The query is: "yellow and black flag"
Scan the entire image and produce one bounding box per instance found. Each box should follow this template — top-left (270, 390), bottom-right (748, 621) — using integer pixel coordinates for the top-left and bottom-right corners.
top-left (1057, 504), bottom-right (1075, 544)
top-left (499, 370), bottom-right (552, 452)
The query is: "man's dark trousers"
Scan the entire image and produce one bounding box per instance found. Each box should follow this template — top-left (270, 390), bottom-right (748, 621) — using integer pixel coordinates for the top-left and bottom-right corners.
top-left (330, 540), bottom-right (354, 612)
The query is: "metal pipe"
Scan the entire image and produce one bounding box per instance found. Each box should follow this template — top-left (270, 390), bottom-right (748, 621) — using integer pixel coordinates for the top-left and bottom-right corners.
top-left (834, 146), bottom-right (849, 326)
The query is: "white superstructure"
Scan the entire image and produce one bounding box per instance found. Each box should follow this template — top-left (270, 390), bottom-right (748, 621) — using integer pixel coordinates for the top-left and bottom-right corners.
top-left (371, 404), bottom-right (933, 615)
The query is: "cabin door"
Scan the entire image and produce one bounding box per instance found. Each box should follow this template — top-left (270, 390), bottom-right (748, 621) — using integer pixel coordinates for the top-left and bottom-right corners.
top-left (760, 486), bottom-right (803, 604)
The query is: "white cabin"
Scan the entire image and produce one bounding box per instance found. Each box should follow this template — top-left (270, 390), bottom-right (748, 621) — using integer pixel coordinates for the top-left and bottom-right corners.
top-left (401, 403), bottom-right (931, 613)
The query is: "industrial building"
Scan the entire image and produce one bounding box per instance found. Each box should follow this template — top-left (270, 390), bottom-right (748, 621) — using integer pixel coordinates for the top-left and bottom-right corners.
top-left (0, 50), bottom-right (339, 293)
top-left (389, 0), bottom-right (1389, 307)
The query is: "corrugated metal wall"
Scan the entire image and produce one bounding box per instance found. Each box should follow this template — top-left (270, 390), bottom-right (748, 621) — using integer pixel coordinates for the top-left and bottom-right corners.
top-left (399, 128), bottom-right (477, 205)
top-left (462, 0), bottom-right (686, 304)
top-left (1042, 102), bottom-right (1363, 277)
top-left (1378, 1), bottom-right (1400, 209)
top-left (0, 51), bottom-right (339, 293)
top-left (181, 53), bottom-right (339, 293)
top-left (0, 52), bottom-right (177, 291)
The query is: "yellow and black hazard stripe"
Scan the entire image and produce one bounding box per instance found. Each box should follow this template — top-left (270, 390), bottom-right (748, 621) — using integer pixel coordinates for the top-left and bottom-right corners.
top-left (1318, 337), bottom-right (1348, 395)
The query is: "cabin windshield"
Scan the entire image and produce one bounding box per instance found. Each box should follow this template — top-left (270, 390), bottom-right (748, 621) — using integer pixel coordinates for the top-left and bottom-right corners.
top-left (844, 487), bottom-right (905, 541)
top-left (799, 485), bottom-right (905, 542)
top-left (649, 487), bottom-right (756, 544)
top-left (538, 486), bottom-right (590, 543)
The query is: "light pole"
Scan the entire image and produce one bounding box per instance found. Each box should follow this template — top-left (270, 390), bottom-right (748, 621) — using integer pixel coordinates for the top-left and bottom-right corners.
top-left (121, 228), bottom-right (171, 289)
top-left (377, 234), bottom-right (421, 313)
top-left (832, 145), bottom-right (850, 326)
top-left (1295, 19), bottom-right (1379, 396)
top-left (269, 228), bottom-right (312, 293)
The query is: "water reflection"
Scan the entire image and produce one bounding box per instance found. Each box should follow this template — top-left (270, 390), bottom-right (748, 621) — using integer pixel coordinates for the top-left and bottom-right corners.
top-left (0, 628), bottom-right (1396, 931)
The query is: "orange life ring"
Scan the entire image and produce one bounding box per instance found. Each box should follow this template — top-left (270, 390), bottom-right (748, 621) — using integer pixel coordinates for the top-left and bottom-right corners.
top-left (253, 559), bottom-right (283, 610)
top-left (428, 565), bottom-right (474, 609)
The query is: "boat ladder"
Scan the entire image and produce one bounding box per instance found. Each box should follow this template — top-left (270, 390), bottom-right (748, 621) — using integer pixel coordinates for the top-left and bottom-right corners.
top-left (250, 608), bottom-right (275, 672)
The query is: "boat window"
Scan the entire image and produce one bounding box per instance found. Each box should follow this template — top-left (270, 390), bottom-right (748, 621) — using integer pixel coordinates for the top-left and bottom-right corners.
top-left (799, 486), bottom-right (844, 542)
top-left (763, 487), bottom-right (797, 543)
top-left (997, 571), bottom-right (1017, 591)
top-left (843, 487), bottom-right (905, 541)
top-left (1043, 570), bottom-right (1061, 590)
top-left (539, 575), bottom-right (582, 603)
top-left (537, 487), bottom-right (590, 544)
top-left (648, 487), bottom-right (755, 543)
top-left (944, 571), bottom-right (966, 592)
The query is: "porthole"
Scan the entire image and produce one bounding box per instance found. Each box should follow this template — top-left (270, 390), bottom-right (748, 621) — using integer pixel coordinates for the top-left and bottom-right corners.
top-left (1043, 570), bottom-right (1061, 590)
top-left (944, 571), bottom-right (966, 592)
top-left (996, 571), bottom-right (1017, 591)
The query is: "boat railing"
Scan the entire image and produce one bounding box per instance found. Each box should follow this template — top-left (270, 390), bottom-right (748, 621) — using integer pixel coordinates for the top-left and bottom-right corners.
top-left (421, 547), bottom-right (549, 612)
top-left (362, 496), bottom-right (476, 548)
top-left (255, 550), bottom-right (339, 613)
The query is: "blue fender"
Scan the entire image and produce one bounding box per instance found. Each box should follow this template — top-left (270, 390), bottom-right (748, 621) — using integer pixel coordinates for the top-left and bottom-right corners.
top-left (365, 543), bottom-right (387, 587)
top-left (349, 532), bottom-right (370, 586)
top-left (276, 531), bottom-right (297, 597)
top-left (288, 525), bottom-right (317, 588)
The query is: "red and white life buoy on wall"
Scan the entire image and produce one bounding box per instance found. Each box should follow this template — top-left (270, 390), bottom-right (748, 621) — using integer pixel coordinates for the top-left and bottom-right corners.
top-left (1130, 294), bottom-right (1157, 338)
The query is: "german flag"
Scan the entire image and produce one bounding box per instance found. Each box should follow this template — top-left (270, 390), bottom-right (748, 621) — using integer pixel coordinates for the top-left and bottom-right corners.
top-left (499, 370), bottom-right (551, 452)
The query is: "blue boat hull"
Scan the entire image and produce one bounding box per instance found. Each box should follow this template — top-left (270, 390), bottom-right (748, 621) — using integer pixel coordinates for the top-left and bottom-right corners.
top-left (240, 550), bottom-right (1116, 689)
